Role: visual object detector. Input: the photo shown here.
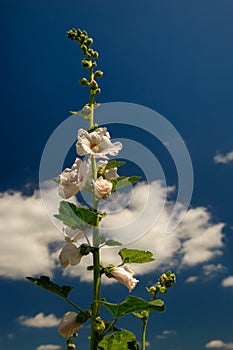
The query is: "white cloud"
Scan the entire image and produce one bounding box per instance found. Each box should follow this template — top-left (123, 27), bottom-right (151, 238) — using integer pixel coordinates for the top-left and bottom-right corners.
top-left (221, 276), bottom-right (233, 287)
top-left (185, 276), bottom-right (199, 283)
top-left (0, 190), bottom-right (63, 279)
top-left (203, 264), bottom-right (226, 277)
top-left (214, 151), bottom-right (233, 164)
top-left (36, 345), bottom-right (62, 350)
top-left (205, 340), bottom-right (233, 349)
top-left (18, 313), bottom-right (60, 328)
top-left (0, 181), bottom-right (225, 283)
top-left (156, 329), bottom-right (176, 339)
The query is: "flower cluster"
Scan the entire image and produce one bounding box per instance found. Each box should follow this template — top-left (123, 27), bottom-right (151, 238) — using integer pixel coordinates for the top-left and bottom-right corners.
top-left (58, 127), bottom-right (122, 200)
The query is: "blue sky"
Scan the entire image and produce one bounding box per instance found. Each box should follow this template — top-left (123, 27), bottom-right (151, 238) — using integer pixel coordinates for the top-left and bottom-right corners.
top-left (1, 1), bottom-right (233, 350)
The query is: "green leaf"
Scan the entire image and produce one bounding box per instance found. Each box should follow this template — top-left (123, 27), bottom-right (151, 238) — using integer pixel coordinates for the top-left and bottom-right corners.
top-left (105, 239), bottom-right (123, 246)
top-left (111, 176), bottom-right (141, 192)
top-left (98, 329), bottom-right (139, 350)
top-left (54, 201), bottom-right (106, 230)
top-left (105, 160), bottom-right (126, 170)
top-left (119, 248), bottom-right (154, 264)
top-left (26, 276), bottom-right (73, 299)
top-left (98, 296), bottom-right (165, 319)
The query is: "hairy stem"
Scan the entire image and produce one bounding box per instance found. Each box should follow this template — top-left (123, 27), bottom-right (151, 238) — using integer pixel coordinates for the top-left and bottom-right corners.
top-left (141, 317), bottom-right (149, 350)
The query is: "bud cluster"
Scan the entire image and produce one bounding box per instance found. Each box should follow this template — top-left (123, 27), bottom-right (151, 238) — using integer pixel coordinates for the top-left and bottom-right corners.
top-left (147, 271), bottom-right (176, 299)
top-left (67, 28), bottom-right (103, 97)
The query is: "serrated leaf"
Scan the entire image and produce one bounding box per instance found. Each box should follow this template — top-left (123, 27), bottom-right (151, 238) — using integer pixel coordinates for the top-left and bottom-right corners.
top-left (54, 201), bottom-right (106, 230)
top-left (111, 176), bottom-right (141, 192)
top-left (98, 296), bottom-right (165, 319)
top-left (105, 160), bottom-right (126, 170)
top-left (26, 276), bottom-right (73, 299)
top-left (119, 248), bottom-right (154, 264)
top-left (105, 239), bottom-right (123, 246)
top-left (98, 329), bottom-right (139, 350)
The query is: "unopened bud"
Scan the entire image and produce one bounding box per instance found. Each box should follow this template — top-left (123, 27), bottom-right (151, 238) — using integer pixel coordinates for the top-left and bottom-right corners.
top-left (94, 70), bottom-right (104, 79)
top-left (95, 88), bottom-right (101, 95)
top-left (80, 44), bottom-right (88, 54)
top-left (86, 38), bottom-right (93, 46)
top-left (82, 59), bottom-right (91, 68)
top-left (79, 78), bottom-right (88, 86)
top-left (92, 51), bottom-right (99, 58)
top-left (89, 80), bottom-right (98, 90)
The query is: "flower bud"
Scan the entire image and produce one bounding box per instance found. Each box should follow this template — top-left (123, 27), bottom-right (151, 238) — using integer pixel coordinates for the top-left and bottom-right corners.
top-left (92, 51), bottom-right (99, 58)
top-left (92, 61), bottom-right (97, 68)
top-left (94, 176), bottom-right (112, 198)
top-left (67, 28), bottom-right (77, 40)
top-left (95, 88), bottom-right (101, 95)
top-left (89, 80), bottom-right (98, 90)
top-left (86, 37), bottom-right (93, 46)
top-left (79, 77), bottom-right (88, 86)
top-left (82, 59), bottom-right (91, 68)
top-left (80, 44), bottom-right (88, 54)
top-left (94, 70), bottom-right (104, 79)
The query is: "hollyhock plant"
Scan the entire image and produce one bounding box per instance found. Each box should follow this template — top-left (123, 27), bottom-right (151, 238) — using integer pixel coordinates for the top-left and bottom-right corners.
top-left (27, 27), bottom-right (176, 350)
top-left (76, 127), bottom-right (122, 159)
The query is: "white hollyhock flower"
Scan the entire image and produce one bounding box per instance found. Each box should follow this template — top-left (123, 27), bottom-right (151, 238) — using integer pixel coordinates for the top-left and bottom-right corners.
top-left (76, 128), bottom-right (122, 159)
top-left (58, 311), bottom-right (81, 338)
top-left (63, 227), bottom-right (84, 242)
top-left (110, 265), bottom-right (139, 292)
top-left (59, 243), bottom-right (82, 268)
top-left (94, 176), bottom-right (112, 198)
top-left (58, 158), bottom-right (92, 199)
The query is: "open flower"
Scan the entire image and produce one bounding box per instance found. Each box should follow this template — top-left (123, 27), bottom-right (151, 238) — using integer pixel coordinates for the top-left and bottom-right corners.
top-left (76, 128), bottom-right (122, 159)
top-left (63, 227), bottom-right (84, 243)
top-left (58, 158), bottom-right (92, 199)
top-left (110, 265), bottom-right (139, 292)
top-left (94, 176), bottom-right (112, 198)
top-left (59, 243), bottom-right (83, 268)
top-left (58, 312), bottom-right (82, 338)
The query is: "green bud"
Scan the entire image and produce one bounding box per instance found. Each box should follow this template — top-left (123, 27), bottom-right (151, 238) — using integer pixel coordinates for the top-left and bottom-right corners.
top-left (82, 59), bottom-right (91, 68)
top-left (89, 80), bottom-right (98, 90)
top-left (68, 344), bottom-right (76, 349)
top-left (87, 48), bottom-right (95, 57)
top-left (94, 70), bottom-right (104, 79)
top-left (82, 30), bottom-right (88, 36)
top-left (80, 243), bottom-right (92, 256)
top-left (76, 29), bottom-right (82, 36)
top-left (86, 37), bottom-right (93, 46)
top-left (67, 28), bottom-right (77, 40)
top-left (95, 88), bottom-right (101, 95)
top-left (92, 61), bottom-right (97, 68)
top-left (80, 44), bottom-right (88, 54)
top-left (79, 77), bottom-right (88, 86)
top-left (92, 51), bottom-right (99, 58)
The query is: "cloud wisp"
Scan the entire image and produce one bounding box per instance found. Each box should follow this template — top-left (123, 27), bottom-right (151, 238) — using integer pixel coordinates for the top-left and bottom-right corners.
top-left (18, 313), bottom-right (60, 328)
top-left (221, 276), bottom-right (233, 287)
top-left (214, 151), bottom-right (233, 164)
top-left (205, 339), bottom-right (233, 349)
top-left (36, 345), bottom-right (62, 350)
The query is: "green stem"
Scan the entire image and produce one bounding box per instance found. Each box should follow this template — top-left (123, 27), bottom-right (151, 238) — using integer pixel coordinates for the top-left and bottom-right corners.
top-left (64, 297), bottom-right (89, 317)
top-left (90, 247), bottom-right (101, 350)
top-left (141, 317), bottom-right (149, 350)
top-left (89, 73), bottom-right (101, 350)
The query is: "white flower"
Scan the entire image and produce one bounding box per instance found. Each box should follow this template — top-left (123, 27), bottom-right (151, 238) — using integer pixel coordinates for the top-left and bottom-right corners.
top-left (97, 160), bottom-right (119, 181)
top-left (63, 227), bottom-right (84, 242)
top-left (110, 265), bottom-right (139, 292)
top-left (58, 311), bottom-right (81, 338)
top-left (59, 243), bottom-right (82, 268)
top-left (76, 128), bottom-right (122, 159)
top-left (94, 176), bottom-right (113, 198)
top-left (58, 158), bottom-right (92, 199)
